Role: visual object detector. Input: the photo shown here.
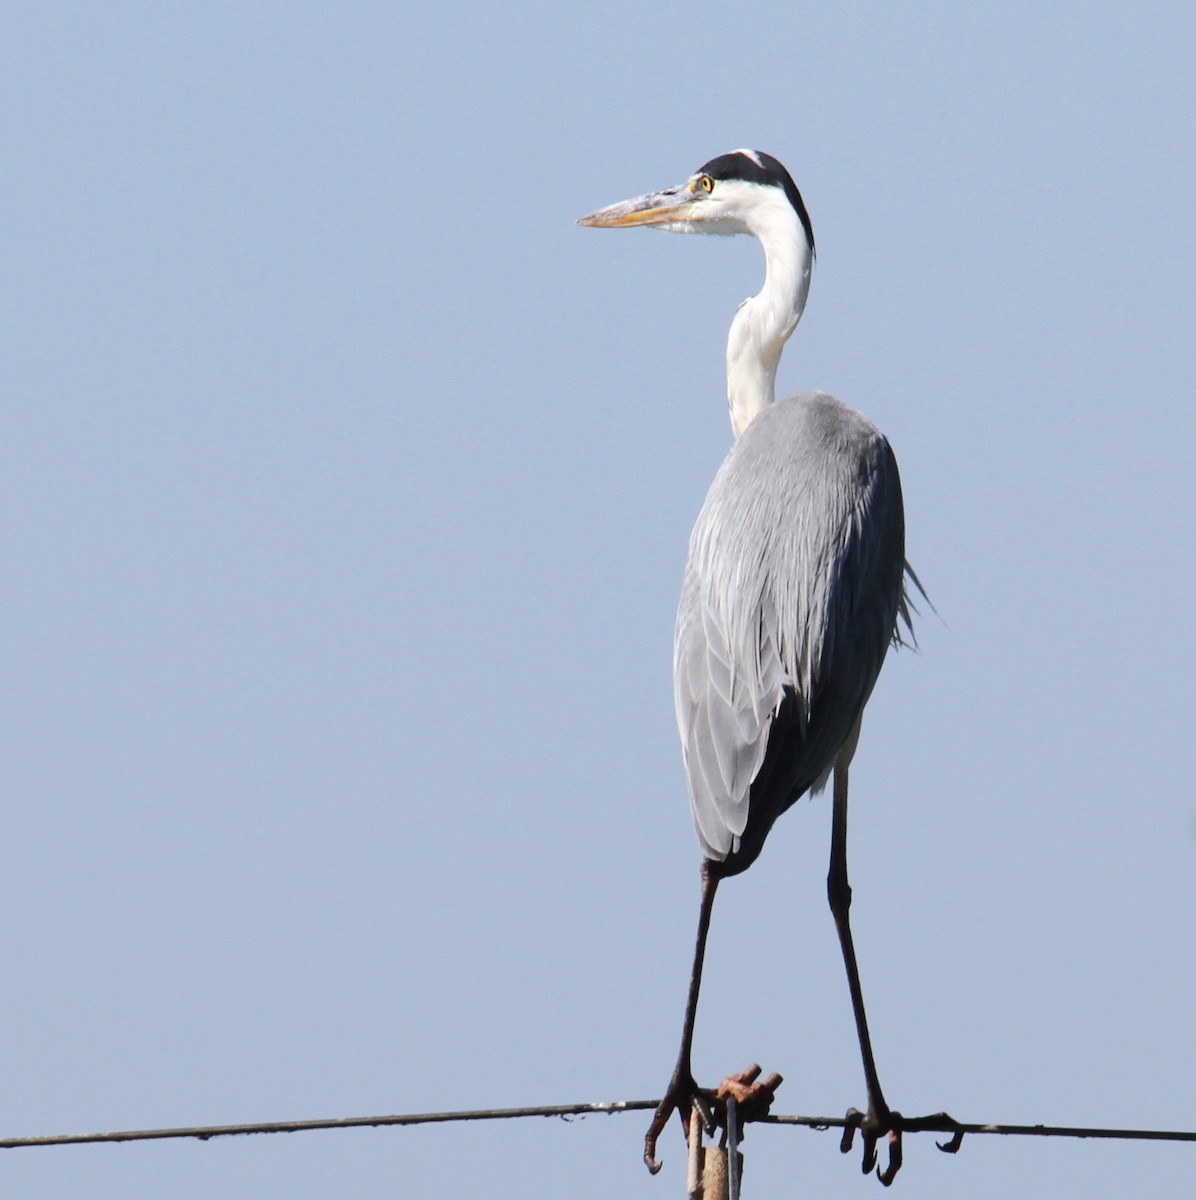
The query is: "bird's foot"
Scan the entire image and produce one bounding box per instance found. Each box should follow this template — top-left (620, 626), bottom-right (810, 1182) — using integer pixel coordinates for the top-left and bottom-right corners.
top-left (840, 1105), bottom-right (964, 1185)
top-left (644, 1062), bottom-right (783, 1173)
top-left (841, 1102), bottom-right (903, 1186)
top-left (644, 1066), bottom-right (715, 1174)
top-left (716, 1063), bottom-right (784, 1125)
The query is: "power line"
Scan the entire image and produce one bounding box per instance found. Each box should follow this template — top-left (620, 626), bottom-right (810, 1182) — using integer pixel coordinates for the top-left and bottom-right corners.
top-left (0, 1101), bottom-right (656, 1150)
top-left (762, 1111), bottom-right (1196, 1145)
top-left (2, 1100), bottom-right (1196, 1152)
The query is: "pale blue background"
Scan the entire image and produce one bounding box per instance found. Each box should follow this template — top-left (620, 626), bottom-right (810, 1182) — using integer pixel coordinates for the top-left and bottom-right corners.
top-left (3, 3), bottom-right (1195, 1197)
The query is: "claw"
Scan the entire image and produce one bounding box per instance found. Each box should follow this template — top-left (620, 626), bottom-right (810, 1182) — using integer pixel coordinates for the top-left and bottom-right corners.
top-left (901, 1109), bottom-right (965, 1156)
top-left (877, 1125), bottom-right (902, 1186)
top-left (862, 1131), bottom-right (879, 1175)
top-left (645, 1063), bottom-right (783, 1174)
top-left (925, 1114), bottom-right (965, 1154)
top-left (841, 1106), bottom-right (879, 1173)
top-left (643, 1100), bottom-right (671, 1174)
top-left (693, 1090), bottom-right (717, 1135)
top-left (840, 1107), bottom-right (963, 1182)
top-left (644, 1069), bottom-right (711, 1174)
top-left (839, 1107), bottom-right (861, 1155)
top-left (643, 1093), bottom-right (676, 1173)
top-left (644, 1138), bottom-right (665, 1174)
top-left (841, 1104), bottom-right (903, 1184)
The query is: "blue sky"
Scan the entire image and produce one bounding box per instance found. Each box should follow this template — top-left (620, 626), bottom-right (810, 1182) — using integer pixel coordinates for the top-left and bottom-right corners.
top-left (3, 3), bottom-right (1195, 1196)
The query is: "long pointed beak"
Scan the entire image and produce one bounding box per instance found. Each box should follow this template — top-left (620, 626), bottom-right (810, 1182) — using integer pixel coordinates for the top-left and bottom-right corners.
top-left (577, 184), bottom-right (698, 228)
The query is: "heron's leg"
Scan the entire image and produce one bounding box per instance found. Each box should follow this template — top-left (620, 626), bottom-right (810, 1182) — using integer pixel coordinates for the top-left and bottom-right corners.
top-left (828, 763), bottom-right (903, 1185)
top-left (644, 862), bottom-right (720, 1174)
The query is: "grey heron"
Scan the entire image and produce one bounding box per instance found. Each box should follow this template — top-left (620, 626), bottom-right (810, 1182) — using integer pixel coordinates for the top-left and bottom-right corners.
top-left (580, 151), bottom-right (947, 1185)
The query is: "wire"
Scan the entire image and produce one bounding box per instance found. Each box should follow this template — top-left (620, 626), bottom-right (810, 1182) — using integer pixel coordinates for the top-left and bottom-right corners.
top-left (763, 1111), bottom-right (1196, 1144)
top-left (0, 1101), bottom-right (658, 1150)
top-left (2, 1100), bottom-right (1196, 1152)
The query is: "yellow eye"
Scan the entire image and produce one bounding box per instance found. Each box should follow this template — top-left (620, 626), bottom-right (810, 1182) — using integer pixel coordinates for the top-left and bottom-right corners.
top-left (698, 174), bottom-right (714, 193)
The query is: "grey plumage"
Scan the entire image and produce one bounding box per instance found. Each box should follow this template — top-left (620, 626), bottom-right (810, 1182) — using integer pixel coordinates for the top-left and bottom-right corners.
top-left (675, 390), bottom-right (907, 874)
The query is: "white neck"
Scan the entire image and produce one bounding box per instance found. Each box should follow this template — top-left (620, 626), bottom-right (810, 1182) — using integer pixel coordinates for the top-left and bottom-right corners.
top-left (725, 202), bottom-right (813, 437)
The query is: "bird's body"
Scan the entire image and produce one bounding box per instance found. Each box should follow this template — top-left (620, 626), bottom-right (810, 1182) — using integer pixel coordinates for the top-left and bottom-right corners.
top-left (676, 390), bottom-right (907, 876)
top-left (580, 149), bottom-right (945, 1184)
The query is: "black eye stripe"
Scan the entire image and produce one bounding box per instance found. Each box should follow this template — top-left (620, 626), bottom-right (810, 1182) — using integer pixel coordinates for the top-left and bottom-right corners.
top-left (695, 151), bottom-right (815, 253)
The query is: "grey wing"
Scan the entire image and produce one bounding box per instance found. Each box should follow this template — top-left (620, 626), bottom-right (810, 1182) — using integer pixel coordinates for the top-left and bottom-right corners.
top-left (674, 562), bottom-right (787, 860)
top-left (673, 393), bottom-right (907, 872)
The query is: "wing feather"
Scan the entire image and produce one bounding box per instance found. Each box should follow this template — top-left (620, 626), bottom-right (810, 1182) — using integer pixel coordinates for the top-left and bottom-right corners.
top-left (673, 392), bottom-right (908, 873)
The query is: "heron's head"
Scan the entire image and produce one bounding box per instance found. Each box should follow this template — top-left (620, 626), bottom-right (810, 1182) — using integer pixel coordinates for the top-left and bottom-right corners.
top-left (578, 149), bottom-right (814, 253)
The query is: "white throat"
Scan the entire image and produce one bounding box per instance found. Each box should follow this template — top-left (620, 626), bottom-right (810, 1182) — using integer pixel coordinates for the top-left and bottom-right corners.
top-left (726, 199), bottom-right (813, 437)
